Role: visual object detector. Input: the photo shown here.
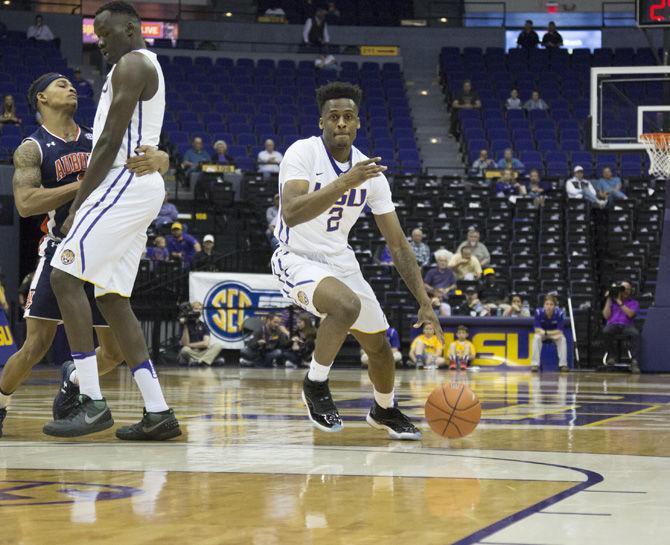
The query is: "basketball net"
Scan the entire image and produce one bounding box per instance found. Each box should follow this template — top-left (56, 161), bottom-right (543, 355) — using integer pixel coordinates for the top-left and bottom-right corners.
top-left (640, 133), bottom-right (670, 179)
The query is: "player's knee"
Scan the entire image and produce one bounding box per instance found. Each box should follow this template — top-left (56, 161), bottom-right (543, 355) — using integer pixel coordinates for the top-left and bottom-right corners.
top-left (19, 333), bottom-right (51, 365)
top-left (337, 295), bottom-right (361, 325)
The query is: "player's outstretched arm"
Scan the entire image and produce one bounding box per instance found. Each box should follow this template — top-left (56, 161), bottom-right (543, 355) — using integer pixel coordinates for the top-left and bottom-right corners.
top-left (12, 140), bottom-right (80, 217)
top-left (374, 210), bottom-right (443, 337)
top-left (282, 157), bottom-right (386, 227)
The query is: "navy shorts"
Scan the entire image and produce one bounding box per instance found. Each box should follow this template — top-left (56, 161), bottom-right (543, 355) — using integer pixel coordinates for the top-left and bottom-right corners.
top-left (24, 239), bottom-right (108, 326)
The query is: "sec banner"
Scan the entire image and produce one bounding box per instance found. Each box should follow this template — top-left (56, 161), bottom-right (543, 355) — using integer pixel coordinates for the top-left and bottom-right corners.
top-left (189, 272), bottom-right (289, 349)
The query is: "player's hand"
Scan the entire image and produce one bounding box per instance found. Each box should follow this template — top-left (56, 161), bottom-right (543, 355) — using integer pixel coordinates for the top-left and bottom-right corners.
top-left (414, 302), bottom-right (444, 339)
top-left (61, 213), bottom-right (75, 236)
top-left (125, 146), bottom-right (165, 176)
top-left (341, 157), bottom-right (387, 189)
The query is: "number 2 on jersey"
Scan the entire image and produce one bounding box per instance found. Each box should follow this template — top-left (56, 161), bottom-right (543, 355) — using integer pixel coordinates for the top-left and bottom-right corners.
top-left (327, 207), bottom-right (343, 232)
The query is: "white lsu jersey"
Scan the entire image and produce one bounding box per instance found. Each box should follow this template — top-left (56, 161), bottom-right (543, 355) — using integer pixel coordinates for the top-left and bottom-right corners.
top-left (93, 49), bottom-right (165, 169)
top-left (274, 136), bottom-right (395, 273)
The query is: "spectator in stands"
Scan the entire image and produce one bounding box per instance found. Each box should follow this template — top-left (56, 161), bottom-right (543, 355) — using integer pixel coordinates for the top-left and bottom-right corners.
top-left (527, 168), bottom-right (550, 207)
top-left (447, 325), bottom-right (476, 370)
top-left (72, 68), bottom-right (93, 98)
top-left (566, 166), bottom-right (607, 208)
top-left (257, 139), bottom-right (283, 176)
top-left (496, 148), bottom-right (525, 174)
top-left (266, 194), bottom-right (279, 248)
top-left (424, 249), bottom-right (457, 299)
top-left (315, 53), bottom-right (338, 71)
top-left (523, 90), bottom-right (549, 111)
top-left (409, 323), bottom-right (444, 369)
top-left (303, 8), bottom-right (330, 49)
top-left (264, 5), bottom-right (286, 16)
top-left (325, 2), bottom-right (341, 25)
top-left (288, 314), bottom-right (317, 368)
top-left (240, 313), bottom-right (291, 367)
top-left (531, 294), bottom-right (568, 372)
top-left (496, 168), bottom-right (528, 198)
top-left (450, 79), bottom-right (481, 138)
top-left (193, 234), bottom-right (223, 272)
top-left (362, 326), bottom-right (402, 368)
top-left (470, 149), bottom-right (495, 177)
top-left (503, 293), bottom-right (531, 317)
top-left (478, 268), bottom-right (507, 314)
top-left (449, 246), bottom-right (482, 280)
top-left (145, 236), bottom-right (170, 264)
top-left (179, 301), bottom-right (225, 367)
top-left (457, 228), bottom-right (490, 267)
top-left (455, 287), bottom-right (489, 317)
top-left (602, 281), bottom-right (640, 372)
top-left (517, 20), bottom-right (540, 49)
top-left (375, 244), bottom-right (394, 267)
top-left (432, 296), bottom-right (451, 317)
top-left (213, 139), bottom-right (234, 166)
top-left (167, 222), bottom-right (201, 268)
top-left (542, 21), bottom-right (563, 48)
top-left (181, 136), bottom-right (211, 187)
top-left (505, 88), bottom-right (522, 110)
top-left (0, 272), bottom-right (9, 318)
top-left (409, 228), bottom-right (431, 268)
top-left (26, 15), bottom-right (55, 42)
top-left (594, 166), bottom-right (627, 204)
top-left (0, 95), bottom-right (21, 126)
top-left (154, 194), bottom-right (179, 230)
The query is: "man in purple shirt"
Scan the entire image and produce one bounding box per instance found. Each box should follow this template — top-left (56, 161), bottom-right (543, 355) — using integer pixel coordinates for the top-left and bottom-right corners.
top-left (167, 222), bottom-right (201, 268)
top-left (423, 249), bottom-right (456, 300)
top-left (602, 281), bottom-right (640, 372)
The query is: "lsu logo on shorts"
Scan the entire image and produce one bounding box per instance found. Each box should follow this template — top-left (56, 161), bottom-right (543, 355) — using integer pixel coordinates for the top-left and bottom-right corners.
top-left (60, 249), bottom-right (75, 265)
top-left (297, 291), bottom-right (309, 306)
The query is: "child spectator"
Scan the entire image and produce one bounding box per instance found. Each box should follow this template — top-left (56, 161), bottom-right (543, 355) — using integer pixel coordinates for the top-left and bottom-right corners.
top-left (361, 326), bottom-right (402, 367)
top-left (505, 88), bottom-right (522, 110)
top-left (503, 294), bottom-right (531, 317)
top-left (409, 323), bottom-right (444, 369)
top-left (145, 236), bottom-right (170, 265)
top-left (447, 325), bottom-right (476, 370)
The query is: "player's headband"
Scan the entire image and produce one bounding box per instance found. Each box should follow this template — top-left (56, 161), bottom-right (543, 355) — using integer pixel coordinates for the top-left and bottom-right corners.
top-left (29, 73), bottom-right (70, 112)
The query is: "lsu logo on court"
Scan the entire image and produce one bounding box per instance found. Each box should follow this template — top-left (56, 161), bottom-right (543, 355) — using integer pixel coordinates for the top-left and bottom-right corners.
top-left (203, 281), bottom-right (287, 342)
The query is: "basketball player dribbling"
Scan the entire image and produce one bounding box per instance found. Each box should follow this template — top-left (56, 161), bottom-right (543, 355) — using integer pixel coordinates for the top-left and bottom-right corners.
top-left (272, 82), bottom-right (443, 440)
top-left (43, 1), bottom-right (181, 440)
top-left (0, 73), bottom-right (168, 439)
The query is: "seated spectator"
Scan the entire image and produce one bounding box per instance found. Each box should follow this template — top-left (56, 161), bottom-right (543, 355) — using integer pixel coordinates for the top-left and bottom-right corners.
top-left (362, 326), bottom-right (402, 368)
top-left (527, 168), bottom-right (550, 207)
top-left (145, 235), bottom-right (170, 264)
top-left (375, 244), bottom-right (394, 266)
top-left (178, 302), bottom-right (225, 366)
top-left (455, 286), bottom-right (489, 317)
top-left (315, 53), bottom-right (338, 71)
top-left (325, 2), bottom-right (341, 25)
top-left (181, 136), bottom-right (211, 187)
top-left (409, 228), bottom-right (431, 268)
top-left (193, 234), bottom-right (223, 272)
top-left (517, 19), bottom-right (539, 49)
top-left (496, 168), bottom-right (528, 198)
top-left (240, 313), bottom-right (291, 367)
top-left (470, 149), bottom-right (496, 177)
top-left (503, 293), bottom-right (531, 317)
top-left (72, 68), bottom-right (93, 98)
top-left (602, 281), bottom-right (640, 372)
top-left (26, 15), bottom-right (55, 42)
top-left (531, 294), bottom-right (568, 372)
top-left (0, 95), bottom-right (21, 126)
top-left (523, 90), bottom-right (549, 111)
top-left (457, 228), bottom-right (490, 267)
top-left (431, 296), bottom-right (451, 317)
top-left (303, 8), bottom-right (330, 48)
top-left (424, 249), bottom-right (457, 298)
top-left (409, 323), bottom-right (444, 369)
top-left (505, 88), bottom-right (522, 110)
top-left (478, 268), bottom-right (507, 313)
top-left (542, 21), bottom-right (563, 48)
top-left (258, 139), bottom-right (283, 176)
top-left (496, 148), bottom-right (525, 174)
top-left (154, 194), bottom-right (178, 229)
top-left (449, 246), bottom-right (482, 280)
top-left (167, 222), bottom-right (201, 268)
top-left (288, 314), bottom-right (317, 368)
top-left (266, 194), bottom-right (279, 248)
top-left (450, 79), bottom-right (481, 138)
top-left (447, 325), bottom-right (476, 370)
top-left (566, 166), bottom-right (607, 208)
top-left (264, 4), bottom-right (286, 16)
top-left (594, 166), bottom-right (627, 204)
top-left (214, 140), bottom-right (235, 165)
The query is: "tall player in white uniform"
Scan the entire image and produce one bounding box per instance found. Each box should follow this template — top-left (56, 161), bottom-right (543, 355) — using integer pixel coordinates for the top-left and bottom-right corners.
top-left (43, 2), bottom-right (181, 440)
top-left (272, 82), bottom-right (442, 440)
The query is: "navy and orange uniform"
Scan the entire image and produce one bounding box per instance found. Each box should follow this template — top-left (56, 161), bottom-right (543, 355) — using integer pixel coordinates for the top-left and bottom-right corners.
top-left (22, 125), bottom-right (106, 325)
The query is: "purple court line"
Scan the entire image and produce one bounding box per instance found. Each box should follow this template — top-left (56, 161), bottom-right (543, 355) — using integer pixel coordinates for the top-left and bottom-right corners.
top-left (539, 511), bottom-right (612, 516)
top-left (582, 489), bottom-right (646, 494)
top-left (480, 542), bottom-right (560, 545)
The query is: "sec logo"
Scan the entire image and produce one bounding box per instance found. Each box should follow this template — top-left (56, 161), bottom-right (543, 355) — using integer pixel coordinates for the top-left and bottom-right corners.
top-left (60, 249), bottom-right (75, 265)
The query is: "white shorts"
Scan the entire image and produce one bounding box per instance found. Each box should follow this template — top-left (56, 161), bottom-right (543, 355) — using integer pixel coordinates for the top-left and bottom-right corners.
top-left (271, 247), bottom-right (389, 334)
top-left (51, 166), bottom-right (165, 298)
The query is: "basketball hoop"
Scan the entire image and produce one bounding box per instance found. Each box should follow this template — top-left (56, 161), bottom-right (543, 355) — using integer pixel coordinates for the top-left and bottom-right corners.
top-left (640, 133), bottom-right (670, 179)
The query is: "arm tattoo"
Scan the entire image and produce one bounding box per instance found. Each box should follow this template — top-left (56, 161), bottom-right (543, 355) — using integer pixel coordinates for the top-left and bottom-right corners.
top-left (391, 240), bottom-right (431, 307)
top-left (12, 141), bottom-right (42, 194)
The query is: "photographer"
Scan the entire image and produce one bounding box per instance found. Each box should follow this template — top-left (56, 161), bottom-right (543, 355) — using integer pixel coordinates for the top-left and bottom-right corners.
top-left (287, 314), bottom-right (317, 368)
top-left (178, 302), bottom-right (226, 366)
top-left (240, 313), bottom-right (291, 367)
top-left (602, 281), bottom-right (640, 372)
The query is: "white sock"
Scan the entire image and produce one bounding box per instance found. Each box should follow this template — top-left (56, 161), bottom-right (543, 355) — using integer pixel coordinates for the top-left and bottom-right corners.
top-left (374, 388), bottom-right (395, 409)
top-left (0, 389), bottom-right (11, 409)
top-left (73, 351), bottom-right (102, 400)
top-left (69, 369), bottom-right (79, 385)
top-left (307, 357), bottom-right (332, 382)
top-left (131, 360), bottom-right (169, 413)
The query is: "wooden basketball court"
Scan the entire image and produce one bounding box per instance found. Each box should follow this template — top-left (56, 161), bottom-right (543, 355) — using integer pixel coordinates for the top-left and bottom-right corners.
top-left (1, 367), bottom-right (669, 544)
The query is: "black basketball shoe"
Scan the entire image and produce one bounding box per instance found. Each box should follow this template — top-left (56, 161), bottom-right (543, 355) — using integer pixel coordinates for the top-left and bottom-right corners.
top-left (301, 375), bottom-right (343, 432)
top-left (0, 407), bottom-right (6, 438)
top-left (366, 401), bottom-right (422, 440)
top-left (116, 408), bottom-right (182, 441)
top-left (52, 361), bottom-right (79, 420)
top-left (43, 395), bottom-right (113, 437)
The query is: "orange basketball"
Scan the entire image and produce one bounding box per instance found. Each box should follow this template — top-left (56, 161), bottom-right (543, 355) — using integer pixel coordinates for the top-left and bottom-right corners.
top-left (425, 384), bottom-right (481, 439)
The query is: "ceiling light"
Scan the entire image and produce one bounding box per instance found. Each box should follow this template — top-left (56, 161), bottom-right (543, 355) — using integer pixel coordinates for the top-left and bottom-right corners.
top-left (225, 11), bottom-right (233, 17)
top-left (430, 137), bottom-right (439, 144)
top-left (440, 17), bottom-right (447, 23)
top-left (420, 89), bottom-right (429, 96)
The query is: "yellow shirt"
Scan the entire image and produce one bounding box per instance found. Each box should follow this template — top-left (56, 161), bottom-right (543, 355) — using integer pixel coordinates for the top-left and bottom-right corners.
top-left (411, 334), bottom-right (443, 356)
top-left (450, 340), bottom-right (475, 358)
